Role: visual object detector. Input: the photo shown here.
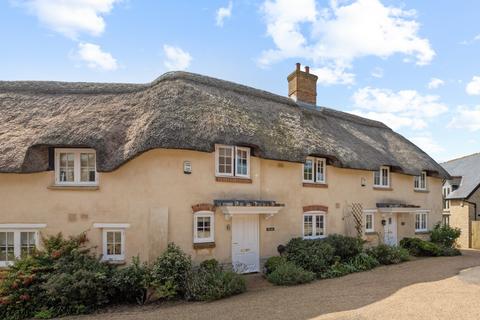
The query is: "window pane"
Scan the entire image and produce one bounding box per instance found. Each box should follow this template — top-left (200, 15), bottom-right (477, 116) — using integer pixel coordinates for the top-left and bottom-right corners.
top-left (59, 153), bottom-right (75, 182)
top-left (20, 232), bottom-right (36, 258)
top-left (0, 232), bottom-right (15, 262)
top-left (315, 215), bottom-right (324, 236)
top-left (316, 159), bottom-right (324, 182)
top-left (196, 216), bottom-right (211, 239)
top-left (304, 215), bottom-right (313, 237)
top-left (218, 147), bottom-right (233, 174)
top-left (374, 171), bottom-right (380, 185)
top-left (304, 160), bottom-right (313, 181)
top-left (236, 148), bottom-right (248, 176)
top-left (107, 232), bottom-right (114, 243)
top-left (366, 215), bottom-right (372, 230)
top-left (80, 153), bottom-right (96, 182)
top-left (381, 168), bottom-right (389, 186)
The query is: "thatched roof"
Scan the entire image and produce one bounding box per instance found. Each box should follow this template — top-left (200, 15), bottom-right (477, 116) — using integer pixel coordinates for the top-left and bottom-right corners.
top-left (441, 153), bottom-right (480, 199)
top-left (0, 71), bottom-right (449, 178)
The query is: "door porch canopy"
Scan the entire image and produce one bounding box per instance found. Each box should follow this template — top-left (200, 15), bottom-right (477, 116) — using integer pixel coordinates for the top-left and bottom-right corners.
top-left (364, 203), bottom-right (429, 214)
top-left (214, 199), bottom-right (285, 220)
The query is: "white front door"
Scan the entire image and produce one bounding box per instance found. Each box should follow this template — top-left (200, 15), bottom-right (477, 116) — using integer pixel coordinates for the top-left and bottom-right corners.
top-left (232, 214), bottom-right (260, 273)
top-left (384, 214), bottom-right (397, 246)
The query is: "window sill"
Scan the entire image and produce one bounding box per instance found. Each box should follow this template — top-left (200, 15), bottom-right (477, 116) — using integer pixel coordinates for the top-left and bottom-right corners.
top-left (102, 259), bottom-right (126, 265)
top-left (415, 231), bottom-right (430, 235)
top-left (215, 176), bottom-right (252, 184)
top-left (365, 231), bottom-right (377, 235)
top-left (193, 242), bottom-right (215, 249)
top-left (48, 185), bottom-right (99, 191)
top-left (373, 186), bottom-right (393, 191)
top-left (303, 236), bottom-right (326, 240)
top-left (302, 182), bottom-right (328, 188)
top-left (414, 189), bottom-right (429, 193)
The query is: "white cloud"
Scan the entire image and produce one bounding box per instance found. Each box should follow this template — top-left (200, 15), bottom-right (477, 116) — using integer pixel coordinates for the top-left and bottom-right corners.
top-left (163, 45), bottom-right (192, 71)
top-left (349, 86), bottom-right (448, 130)
top-left (216, 1), bottom-right (233, 27)
top-left (17, 0), bottom-right (120, 39)
top-left (427, 77), bottom-right (444, 89)
top-left (448, 105), bottom-right (480, 131)
top-left (466, 76), bottom-right (480, 95)
top-left (409, 135), bottom-right (445, 155)
top-left (76, 42), bottom-right (118, 71)
top-left (310, 65), bottom-right (355, 85)
top-left (259, 0), bottom-right (434, 84)
top-left (371, 67), bottom-right (384, 79)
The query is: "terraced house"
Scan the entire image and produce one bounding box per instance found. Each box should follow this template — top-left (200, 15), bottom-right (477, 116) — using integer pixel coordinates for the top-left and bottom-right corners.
top-left (0, 64), bottom-right (449, 272)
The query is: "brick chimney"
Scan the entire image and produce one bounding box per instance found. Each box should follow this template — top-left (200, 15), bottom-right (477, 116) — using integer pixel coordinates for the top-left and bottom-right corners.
top-left (287, 63), bottom-right (318, 105)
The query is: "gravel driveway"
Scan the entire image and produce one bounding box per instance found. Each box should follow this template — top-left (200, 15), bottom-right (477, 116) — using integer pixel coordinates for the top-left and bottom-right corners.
top-left (66, 250), bottom-right (480, 320)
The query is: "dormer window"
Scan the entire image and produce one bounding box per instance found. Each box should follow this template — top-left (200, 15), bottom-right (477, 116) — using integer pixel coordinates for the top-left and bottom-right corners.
top-left (373, 166), bottom-right (390, 188)
top-left (303, 157), bottom-right (326, 184)
top-left (54, 148), bottom-right (98, 185)
top-left (414, 171), bottom-right (427, 190)
top-left (215, 145), bottom-right (250, 178)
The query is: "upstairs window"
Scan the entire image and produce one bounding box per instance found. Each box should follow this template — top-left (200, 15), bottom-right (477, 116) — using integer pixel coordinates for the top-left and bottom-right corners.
top-left (374, 166), bottom-right (390, 188)
top-left (303, 157), bottom-right (326, 184)
top-left (443, 185), bottom-right (452, 210)
top-left (215, 145), bottom-right (250, 178)
top-left (414, 171), bottom-right (427, 190)
top-left (303, 212), bottom-right (326, 239)
top-left (55, 148), bottom-right (97, 185)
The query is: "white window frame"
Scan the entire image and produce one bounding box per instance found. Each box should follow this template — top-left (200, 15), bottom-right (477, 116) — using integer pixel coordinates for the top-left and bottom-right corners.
top-left (302, 211), bottom-right (326, 239)
top-left (443, 185), bottom-right (452, 210)
top-left (365, 212), bottom-right (374, 233)
top-left (303, 157), bottom-right (327, 184)
top-left (414, 171), bottom-right (427, 190)
top-left (193, 211), bottom-right (215, 243)
top-left (415, 212), bottom-right (428, 232)
top-left (102, 229), bottom-right (126, 261)
top-left (215, 145), bottom-right (250, 178)
top-left (0, 229), bottom-right (40, 267)
top-left (373, 166), bottom-right (390, 188)
top-left (54, 148), bottom-right (98, 186)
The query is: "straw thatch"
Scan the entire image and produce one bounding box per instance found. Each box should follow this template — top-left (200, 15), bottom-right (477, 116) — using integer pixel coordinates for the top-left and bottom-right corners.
top-left (0, 71), bottom-right (448, 177)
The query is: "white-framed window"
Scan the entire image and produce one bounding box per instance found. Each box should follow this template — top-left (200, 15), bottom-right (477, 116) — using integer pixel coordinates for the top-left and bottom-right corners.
top-left (0, 229), bottom-right (40, 267)
top-left (102, 229), bottom-right (125, 261)
top-left (55, 148), bottom-right (98, 186)
top-left (365, 212), bottom-right (374, 233)
top-left (193, 211), bottom-right (215, 243)
top-left (303, 212), bottom-right (326, 239)
top-left (414, 171), bottom-right (427, 190)
top-left (215, 145), bottom-right (250, 178)
top-left (415, 212), bottom-right (428, 232)
top-left (303, 157), bottom-right (326, 184)
top-left (374, 166), bottom-right (390, 187)
top-left (443, 185), bottom-right (451, 210)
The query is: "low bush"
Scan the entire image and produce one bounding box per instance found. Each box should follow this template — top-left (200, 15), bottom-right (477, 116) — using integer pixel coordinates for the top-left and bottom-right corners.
top-left (264, 256), bottom-right (286, 275)
top-left (319, 261), bottom-right (357, 279)
top-left (367, 244), bottom-right (409, 265)
top-left (323, 234), bottom-right (364, 261)
top-left (348, 252), bottom-right (380, 271)
top-left (151, 243), bottom-right (192, 299)
top-left (430, 223), bottom-right (461, 248)
top-left (185, 259), bottom-right (246, 301)
top-left (284, 238), bottom-right (335, 274)
top-left (400, 238), bottom-right (441, 257)
top-left (111, 256), bottom-right (153, 305)
top-left (267, 261), bottom-right (315, 286)
top-left (439, 246), bottom-right (461, 256)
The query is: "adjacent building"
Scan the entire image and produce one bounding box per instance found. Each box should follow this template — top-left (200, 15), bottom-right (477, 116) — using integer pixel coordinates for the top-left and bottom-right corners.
top-left (0, 64), bottom-right (448, 272)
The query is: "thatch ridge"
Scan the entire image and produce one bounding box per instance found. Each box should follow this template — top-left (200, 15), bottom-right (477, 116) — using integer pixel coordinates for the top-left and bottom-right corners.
top-left (0, 71), bottom-right (449, 178)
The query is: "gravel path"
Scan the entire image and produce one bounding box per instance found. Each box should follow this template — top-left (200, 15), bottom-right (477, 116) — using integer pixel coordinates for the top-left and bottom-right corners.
top-left (65, 250), bottom-right (480, 320)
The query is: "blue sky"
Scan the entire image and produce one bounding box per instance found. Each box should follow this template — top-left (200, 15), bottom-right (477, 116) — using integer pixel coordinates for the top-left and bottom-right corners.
top-left (1, 0), bottom-right (479, 162)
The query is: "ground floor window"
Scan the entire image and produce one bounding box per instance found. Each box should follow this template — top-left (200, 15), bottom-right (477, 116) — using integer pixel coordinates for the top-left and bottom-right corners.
top-left (415, 212), bottom-right (428, 232)
top-left (365, 212), bottom-right (374, 232)
top-left (193, 211), bottom-right (215, 243)
top-left (102, 229), bottom-right (125, 261)
top-left (442, 214), bottom-right (450, 227)
top-left (303, 212), bottom-right (326, 239)
top-left (0, 230), bottom-right (38, 267)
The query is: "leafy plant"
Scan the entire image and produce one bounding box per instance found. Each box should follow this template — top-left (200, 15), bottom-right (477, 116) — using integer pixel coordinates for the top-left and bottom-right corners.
top-left (323, 234), bottom-right (364, 261)
top-left (284, 238), bottom-right (335, 274)
top-left (266, 261), bottom-right (315, 286)
top-left (400, 237), bottom-right (441, 256)
top-left (430, 223), bottom-right (461, 248)
top-left (367, 244), bottom-right (410, 265)
top-left (348, 252), bottom-right (379, 271)
top-left (151, 243), bottom-right (192, 299)
top-left (111, 256), bottom-right (153, 304)
top-left (264, 256), bottom-right (286, 275)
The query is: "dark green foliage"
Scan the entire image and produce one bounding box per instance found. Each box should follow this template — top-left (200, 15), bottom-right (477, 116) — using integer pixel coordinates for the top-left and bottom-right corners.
top-left (323, 234), bottom-right (364, 261)
top-left (266, 261), bottom-right (315, 286)
top-left (439, 246), bottom-right (461, 256)
top-left (264, 256), bottom-right (286, 275)
top-left (185, 259), bottom-right (246, 301)
top-left (367, 244), bottom-right (410, 265)
top-left (430, 223), bottom-right (461, 248)
top-left (110, 256), bottom-right (153, 305)
top-left (151, 243), bottom-right (192, 299)
top-left (284, 238), bottom-right (335, 274)
top-left (400, 237), bottom-right (462, 257)
top-left (348, 252), bottom-right (380, 271)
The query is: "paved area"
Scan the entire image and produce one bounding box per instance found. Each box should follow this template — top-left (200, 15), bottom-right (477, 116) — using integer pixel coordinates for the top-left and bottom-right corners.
top-left (66, 250), bottom-right (480, 320)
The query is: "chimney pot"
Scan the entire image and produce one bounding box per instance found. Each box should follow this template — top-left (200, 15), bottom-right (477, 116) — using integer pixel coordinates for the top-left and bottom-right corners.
top-left (287, 63), bottom-right (318, 105)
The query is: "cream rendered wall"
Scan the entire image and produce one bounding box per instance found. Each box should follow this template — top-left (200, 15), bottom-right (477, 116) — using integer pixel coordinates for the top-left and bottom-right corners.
top-left (0, 149), bottom-right (443, 264)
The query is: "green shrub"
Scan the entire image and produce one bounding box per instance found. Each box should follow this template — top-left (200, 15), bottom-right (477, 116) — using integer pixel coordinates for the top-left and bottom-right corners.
top-left (111, 256), bottom-right (153, 305)
top-left (400, 237), bottom-right (442, 256)
top-left (348, 252), bottom-right (380, 271)
top-left (285, 238), bottom-right (335, 274)
top-left (319, 261), bottom-right (358, 279)
top-left (151, 243), bottom-right (192, 299)
top-left (266, 261), bottom-right (315, 286)
top-left (323, 234), bottom-right (364, 261)
top-left (439, 246), bottom-right (461, 256)
top-left (185, 259), bottom-right (246, 301)
top-left (430, 223), bottom-right (461, 248)
top-left (367, 244), bottom-right (410, 265)
top-left (264, 256), bottom-right (286, 275)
